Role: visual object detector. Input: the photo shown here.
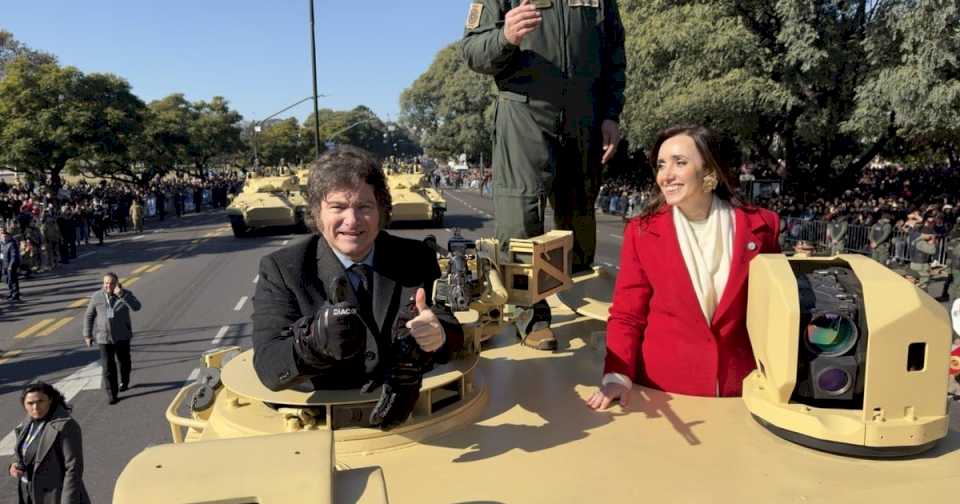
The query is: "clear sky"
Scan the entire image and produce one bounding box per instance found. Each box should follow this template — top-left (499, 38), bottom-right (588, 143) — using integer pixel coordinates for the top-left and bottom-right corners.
top-left (3, 0), bottom-right (470, 124)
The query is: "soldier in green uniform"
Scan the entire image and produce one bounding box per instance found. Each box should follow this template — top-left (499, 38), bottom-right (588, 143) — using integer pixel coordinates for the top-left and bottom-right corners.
top-left (462, 0), bottom-right (626, 350)
top-left (869, 212), bottom-right (893, 265)
top-left (827, 213), bottom-right (848, 256)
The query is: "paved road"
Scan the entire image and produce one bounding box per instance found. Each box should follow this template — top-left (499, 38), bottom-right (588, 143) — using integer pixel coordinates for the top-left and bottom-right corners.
top-left (0, 189), bottom-right (626, 502)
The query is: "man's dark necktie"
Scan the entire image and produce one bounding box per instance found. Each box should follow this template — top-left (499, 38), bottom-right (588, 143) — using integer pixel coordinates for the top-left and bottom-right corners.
top-left (350, 263), bottom-right (373, 309)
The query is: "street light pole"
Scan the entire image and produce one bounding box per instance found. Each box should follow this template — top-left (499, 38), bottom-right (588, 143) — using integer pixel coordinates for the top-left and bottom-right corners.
top-left (309, 0), bottom-right (322, 161)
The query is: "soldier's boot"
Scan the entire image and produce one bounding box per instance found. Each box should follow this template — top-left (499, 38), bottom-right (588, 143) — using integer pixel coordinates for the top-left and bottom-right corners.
top-left (516, 299), bottom-right (556, 351)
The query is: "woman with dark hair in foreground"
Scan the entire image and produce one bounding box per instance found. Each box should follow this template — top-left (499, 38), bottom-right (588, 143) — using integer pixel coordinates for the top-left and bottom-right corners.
top-left (587, 125), bottom-right (780, 409)
top-left (8, 382), bottom-right (90, 504)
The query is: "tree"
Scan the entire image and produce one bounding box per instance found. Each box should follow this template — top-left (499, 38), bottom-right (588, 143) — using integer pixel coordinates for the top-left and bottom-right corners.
top-left (67, 73), bottom-right (152, 188)
top-left (304, 106), bottom-right (403, 158)
top-left (0, 57), bottom-right (130, 190)
top-left (400, 43), bottom-right (495, 164)
top-left (182, 96), bottom-right (244, 179)
top-left (257, 117), bottom-right (309, 167)
top-left (616, 0), bottom-right (958, 192)
top-left (0, 29), bottom-right (55, 80)
top-left (74, 93), bottom-right (195, 189)
top-left (844, 0), bottom-right (960, 168)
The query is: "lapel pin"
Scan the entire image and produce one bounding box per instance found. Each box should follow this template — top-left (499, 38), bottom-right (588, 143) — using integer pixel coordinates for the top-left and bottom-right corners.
top-left (747, 241), bottom-right (757, 251)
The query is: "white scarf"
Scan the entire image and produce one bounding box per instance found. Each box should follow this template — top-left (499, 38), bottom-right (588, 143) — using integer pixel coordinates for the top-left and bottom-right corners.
top-left (673, 197), bottom-right (735, 326)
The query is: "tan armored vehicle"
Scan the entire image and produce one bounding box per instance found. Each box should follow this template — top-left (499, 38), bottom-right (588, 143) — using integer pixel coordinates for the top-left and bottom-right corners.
top-left (115, 243), bottom-right (960, 503)
top-left (386, 172), bottom-right (446, 226)
top-left (226, 175), bottom-right (308, 237)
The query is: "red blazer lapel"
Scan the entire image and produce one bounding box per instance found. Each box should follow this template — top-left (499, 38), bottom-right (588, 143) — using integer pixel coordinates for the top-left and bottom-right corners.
top-left (647, 210), bottom-right (709, 328)
top-left (712, 208), bottom-right (765, 326)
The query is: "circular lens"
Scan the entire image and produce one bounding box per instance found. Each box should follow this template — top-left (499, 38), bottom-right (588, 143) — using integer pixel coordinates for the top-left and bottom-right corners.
top-left (816, 368), bottom-right (852, 395)
top-left (805, 313), bottom-right (858, 356)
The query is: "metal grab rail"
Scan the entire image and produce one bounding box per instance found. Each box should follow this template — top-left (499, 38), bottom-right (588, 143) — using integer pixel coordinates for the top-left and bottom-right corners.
top-left (165, 381), bottom-right (207, 444)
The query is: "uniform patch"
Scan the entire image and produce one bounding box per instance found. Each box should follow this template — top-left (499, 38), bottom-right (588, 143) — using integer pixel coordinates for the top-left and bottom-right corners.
top-left (532, 0), bottom-right (553, 8)
top-left (466, 2), bottom-right (484, 29)
top-left (568, 0), bottom-right (599, 6)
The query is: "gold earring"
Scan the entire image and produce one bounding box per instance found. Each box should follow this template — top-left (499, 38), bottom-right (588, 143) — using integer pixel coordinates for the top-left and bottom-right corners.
top-left (703, 175), bottom-right (718, 192)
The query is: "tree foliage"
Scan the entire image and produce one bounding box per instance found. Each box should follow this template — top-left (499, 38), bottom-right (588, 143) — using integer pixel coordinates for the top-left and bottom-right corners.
top-left (845, 0), bottom-right (960, 167)
top-left (257, 117), bottom-right (310, 167)
top-left (304, 106), bottom-right (420, 159)
top-left (399, 43), bottom-right (495, 164)
top-left (618, 0), bottom-right (960, 190)
top-left (0, 57), bottom-right (142, 189)
top-left (0, 29), bottom-right (55, 80)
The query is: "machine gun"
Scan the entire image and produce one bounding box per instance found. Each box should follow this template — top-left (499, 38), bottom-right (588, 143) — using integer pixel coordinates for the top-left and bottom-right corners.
top-left (428, 229), bottom-right (574, 348)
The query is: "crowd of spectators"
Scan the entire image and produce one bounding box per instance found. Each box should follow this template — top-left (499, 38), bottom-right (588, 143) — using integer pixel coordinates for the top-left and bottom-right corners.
top-left (0, 174), bottom-right (244, 301)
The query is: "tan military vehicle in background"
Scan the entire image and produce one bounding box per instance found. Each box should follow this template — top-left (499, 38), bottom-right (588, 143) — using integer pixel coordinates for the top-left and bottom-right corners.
top-left (114, 236), bottom-right (960, 503)
top-left (386, 172), bottom-right (446, 227)
top-left (226, 174), bottom-right (308, 237)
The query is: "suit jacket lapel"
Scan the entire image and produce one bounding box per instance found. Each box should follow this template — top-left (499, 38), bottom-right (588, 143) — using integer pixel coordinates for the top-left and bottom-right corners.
top-left (712, 208), bottom-right (764, 326)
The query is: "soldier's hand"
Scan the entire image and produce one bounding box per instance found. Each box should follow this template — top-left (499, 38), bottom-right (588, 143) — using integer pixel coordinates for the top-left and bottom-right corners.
top-left (504, 0), bottom-right (542, 46)
top-left (405, 288), bottom-right (445, 352)
top-left (601, 120), bottom-right (621, 165)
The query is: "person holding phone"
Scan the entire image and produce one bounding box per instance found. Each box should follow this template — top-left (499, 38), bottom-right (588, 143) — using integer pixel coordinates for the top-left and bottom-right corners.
top-left (83, 272), bottom-right (142, 404)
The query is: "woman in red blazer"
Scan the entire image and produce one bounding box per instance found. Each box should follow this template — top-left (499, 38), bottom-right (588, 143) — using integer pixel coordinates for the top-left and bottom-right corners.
top-left (587, 125), bottom-right (780, 409)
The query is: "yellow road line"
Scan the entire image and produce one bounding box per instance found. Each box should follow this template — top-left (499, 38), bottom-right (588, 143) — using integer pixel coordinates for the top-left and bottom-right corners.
top-left (16, 319), bottom-right (55, 339)
top-left (191, 239), bottom-right (201, 244)
top-left (123, 276), bottom-right (141, 287)
top-left (146, 264), bottom-right (164, 273)
top-left (37, 317), bottom-right (74, 337)
top-left (68, 298), bottom-right (89, 309)
top-left (131, 264), bottom-right (152, 274)
top-left (0, 349), bottom-right (23, 365)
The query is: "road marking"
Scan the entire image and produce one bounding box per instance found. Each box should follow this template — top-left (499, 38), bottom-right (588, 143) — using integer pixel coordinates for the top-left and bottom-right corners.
top-left (146, 264), bottom-right (163, 273)
top-left (0, 349), bottom-right (22, 365)
top-left (123, 276), bottom-right (141, 287)
top-left (253, 274), bottom-right (259, 284)
top-left (281, 240), bottom-right (289, 245)
top-left (132, 235), bottom-right (145, 240)
top-left (184, 245), bottom-right (197, 252)
top-left (37, 317), bottom-right (74, 337)
top-left (69, 298), bottom-right (89, 308)
top-left (211, 325), bottom-right (230, 345)
top-left (191, 239), bottom-right (201, 244)
top-left (234, 296), bottom-right (248, 311)
top-left (131, 264), bottom-right (152, 274)
top-left (0, 361), bottom-right (101, 456)
top-left (187, 367), bottom-right (201, 382)
top-left (78, 251), bottom-right (96, 259)
top-left (16, 319), bottom-right (55, 339)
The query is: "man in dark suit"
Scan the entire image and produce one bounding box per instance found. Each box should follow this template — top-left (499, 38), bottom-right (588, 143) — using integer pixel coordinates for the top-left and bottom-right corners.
top-left (252, 146), bottom-right (463, 392)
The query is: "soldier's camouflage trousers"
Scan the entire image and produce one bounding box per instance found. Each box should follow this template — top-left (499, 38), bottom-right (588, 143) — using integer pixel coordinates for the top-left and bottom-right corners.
top-left (492, 94), bottom-right (601, 273)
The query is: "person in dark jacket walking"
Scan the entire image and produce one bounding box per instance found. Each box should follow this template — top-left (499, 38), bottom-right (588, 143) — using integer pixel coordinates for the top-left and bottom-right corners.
top-left (82, 272), bottom-right (142, 403)
top-left (8, 382), bottom-right (91, 504)
top-left (1, 227), bottom-right (21, 301)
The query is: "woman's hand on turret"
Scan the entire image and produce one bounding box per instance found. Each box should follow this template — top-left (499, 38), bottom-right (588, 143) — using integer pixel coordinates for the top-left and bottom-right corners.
top-left (585, 382), bottom-right (630, 410)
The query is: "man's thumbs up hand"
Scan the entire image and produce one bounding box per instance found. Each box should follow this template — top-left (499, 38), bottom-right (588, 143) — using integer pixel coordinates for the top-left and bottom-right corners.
top-left (405, 288), bottom-right (445, 352)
